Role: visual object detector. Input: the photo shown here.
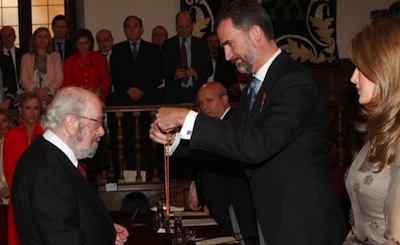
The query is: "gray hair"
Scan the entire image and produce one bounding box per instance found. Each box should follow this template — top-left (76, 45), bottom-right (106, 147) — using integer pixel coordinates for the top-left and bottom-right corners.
top-left (42, 87), bottom-right (88, 131)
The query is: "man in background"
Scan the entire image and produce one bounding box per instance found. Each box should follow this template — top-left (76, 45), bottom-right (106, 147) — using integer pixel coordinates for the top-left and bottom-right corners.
top-left (1, 26), bottom-right (22, 107)
top-left (96, 29), bottom-right (114, 69)
top-left (110, 15), bottom-right (161, 181)
top-left (151, 25), bottom-right (168, 50)
top-left (205, 32), bottom-right (237, 101)
top-left (162, 10), bottom-right (212, 104)
top-left (51, 15), bottom-right (73, 63)
top-left (12, 87), bottom-right (129, 245)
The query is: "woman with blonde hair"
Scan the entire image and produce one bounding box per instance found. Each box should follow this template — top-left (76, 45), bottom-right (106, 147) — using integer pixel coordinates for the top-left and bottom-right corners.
top-left (3, 92), bottom-right (44, 245)
top-left (19, 27), bottom-right (63, 108)
top-left (344, 16), bottom-right (400, 245)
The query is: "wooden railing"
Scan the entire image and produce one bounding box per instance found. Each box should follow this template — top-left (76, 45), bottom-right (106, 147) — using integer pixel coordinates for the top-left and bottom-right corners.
top-left (101, 100), bottom-right (357, 183)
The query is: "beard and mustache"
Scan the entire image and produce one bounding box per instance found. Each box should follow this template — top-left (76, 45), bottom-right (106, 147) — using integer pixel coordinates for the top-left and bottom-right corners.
top-left (72, 121), bottom-right (99, 159)
top-left (234, 38), bottom-right (256, 74)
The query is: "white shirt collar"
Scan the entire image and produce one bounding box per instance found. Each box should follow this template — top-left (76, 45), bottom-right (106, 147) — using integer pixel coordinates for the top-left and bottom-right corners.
top-left (220, 107), bottom-right (231, 119)
top-left (254, 48), bottom-right (282, 82)
top-left (250, 48), bottom-right (282, 93)
top-left (43, 129), bottom-right (78, 167)
top-left (3, 46), bottom-right (15, 55)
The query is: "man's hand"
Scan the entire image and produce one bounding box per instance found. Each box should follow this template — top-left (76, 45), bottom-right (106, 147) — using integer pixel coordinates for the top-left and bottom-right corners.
top-left (175, 67), bottom-right (186, 80)
top-left (185, 67), bottom-right (198, 80)
top-left (114, 223), bottom-right (129, 245)
top-left (149, 121), bottom-right (173, 145)
top-left (127, 87), bottom-right (144, 101)
top-left (155, 107), bottom-right (190, 132)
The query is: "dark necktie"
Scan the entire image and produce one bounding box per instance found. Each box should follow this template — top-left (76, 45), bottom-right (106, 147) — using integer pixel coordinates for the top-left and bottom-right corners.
top-left (180, 38), bottom-right (188, 85)
top-left (77, 162), bottom-right (88, 179)
top-left (7, 50), bottom-right (19, 90)
top-left (131, 42), bottom-right (137, 63)
top-left (248, 77), bottom-right (260, 112)
top-left (56, 42), bottom-right (63, 61)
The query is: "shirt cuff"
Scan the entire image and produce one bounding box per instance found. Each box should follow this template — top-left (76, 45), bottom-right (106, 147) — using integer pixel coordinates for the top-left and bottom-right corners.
top-left (168, 133), bottom-right (181, 156)
top-left (180, 110), bottom-right (198, 140)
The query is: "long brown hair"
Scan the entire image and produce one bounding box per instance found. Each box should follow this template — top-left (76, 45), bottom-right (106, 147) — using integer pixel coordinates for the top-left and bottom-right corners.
top-left (349, 16), bottom-right (400, 171)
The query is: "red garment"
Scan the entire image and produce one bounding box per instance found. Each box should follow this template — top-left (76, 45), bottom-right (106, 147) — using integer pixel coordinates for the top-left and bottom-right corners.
top-left (63, 51), bottom-right (111, 101)
top-left (3, 122), bottom-right (44, 245)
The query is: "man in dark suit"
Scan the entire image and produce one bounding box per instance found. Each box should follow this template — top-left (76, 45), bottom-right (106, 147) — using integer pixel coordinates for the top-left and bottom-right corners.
top-left (204, 32), bottom-right (237, 101)
top-left (150, 0), bottom-right (346, 244)
top-left (185, 82), bottom-right (256, 245)
top-left (0, 53), bottom-right (17, 109)
top-left (110, 15), bottom-right (162, 180)
top-left (162, 10), bottom-right (212, 104)
top-left (12, 87), bottom-right (129, 245)
top-left (1, 26), bottom-right (22, 107)
top-left (51, 15), bottom-right (73, 63)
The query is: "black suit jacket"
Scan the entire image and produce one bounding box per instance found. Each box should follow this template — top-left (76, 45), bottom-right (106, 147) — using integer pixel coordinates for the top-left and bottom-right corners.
top-left (0, 54), bottom-right (17, 102)
top-left (188, 51), bottom-right (346, 244)
top-left (110, 39), bottom-right (161, 105)
top-left (162, 35), bottom-right (212, 104)
top-left (212, 48), bottom-right (236, 89)
top-left (12, 136), bottom-right (116, 245)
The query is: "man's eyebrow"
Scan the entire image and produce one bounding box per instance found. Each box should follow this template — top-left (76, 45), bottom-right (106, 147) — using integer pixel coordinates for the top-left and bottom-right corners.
top-left (221, 40), bottom-right (230, 46)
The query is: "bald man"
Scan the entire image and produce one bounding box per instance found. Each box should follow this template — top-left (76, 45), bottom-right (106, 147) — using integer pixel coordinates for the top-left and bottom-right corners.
top-left (96, 29), bottom-right (114, 68)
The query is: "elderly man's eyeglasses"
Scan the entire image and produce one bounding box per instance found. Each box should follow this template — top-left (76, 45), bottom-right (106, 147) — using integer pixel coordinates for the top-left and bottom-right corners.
top-left (71, 114), bottom-right (104, 127)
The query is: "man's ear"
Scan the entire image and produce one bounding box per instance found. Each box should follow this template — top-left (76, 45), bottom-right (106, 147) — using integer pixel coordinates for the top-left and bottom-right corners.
top-left (222, 94), bottom-right (229, 106)
top-left (64, 114), bottom-right (77, 135)
top-left (249, 25), bottom-right (262, 44)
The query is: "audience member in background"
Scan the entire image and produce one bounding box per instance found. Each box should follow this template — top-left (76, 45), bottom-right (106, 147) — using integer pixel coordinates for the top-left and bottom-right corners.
top-left (151, 25), bottom-right (168, 50)
top-left (19, 27), bottom-right (63, 110)
top-left (150, 0), bottom-right (346, 244)
top-left (110, 15), bottom-right (161, 181)
top-left (204, 32), bottom-right (237, 101)
top-left (3, 91), bottom-right (44, 245)
top-left (0, 52), bottom-right (18, 109)
top-left (162, 10), bottom-right (212, 104)
top-left (96, 28), bottom-right (115, 106)
top-left (63, 28), bottom-right (111, 103)
top-left (11, 87), bottom-right (128, 245)
top-left (51, 15), bottom-right (73, 63)
top-left (343, 16), bottom-right (400, 245)
top-left (96, 29), bottom-right (114, 69)
top-left (184, 82), bottom-right (256, 244)
top-left (1, 26), bottom-right (23, 106)
top-left (0, 109), bottom-right (12, 205)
